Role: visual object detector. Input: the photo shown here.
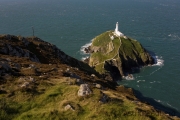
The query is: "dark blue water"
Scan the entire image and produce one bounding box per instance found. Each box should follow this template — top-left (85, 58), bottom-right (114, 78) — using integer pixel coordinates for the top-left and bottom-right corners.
top-left (0, 0), bottom-right (180, 114)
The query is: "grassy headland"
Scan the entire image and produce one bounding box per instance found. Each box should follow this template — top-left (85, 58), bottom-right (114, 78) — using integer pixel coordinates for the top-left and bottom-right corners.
top-left (89, 31), bottom-right (154, 77)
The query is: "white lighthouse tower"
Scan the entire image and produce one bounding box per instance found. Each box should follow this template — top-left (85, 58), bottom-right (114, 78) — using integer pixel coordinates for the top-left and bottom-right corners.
top-left (114, 22), bottom-right (124, 37)
top-left (115, 22), bottom-right (119, 32)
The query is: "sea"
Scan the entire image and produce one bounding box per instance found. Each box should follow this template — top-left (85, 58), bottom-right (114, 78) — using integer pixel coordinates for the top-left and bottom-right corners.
top-left (0, 0), bottom-right (180, 116)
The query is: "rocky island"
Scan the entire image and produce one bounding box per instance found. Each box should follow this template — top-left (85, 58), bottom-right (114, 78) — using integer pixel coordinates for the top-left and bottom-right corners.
top-left (84, 23), bottom-right (154, 80)
top-left (0, 34), bottom-right (179, 119)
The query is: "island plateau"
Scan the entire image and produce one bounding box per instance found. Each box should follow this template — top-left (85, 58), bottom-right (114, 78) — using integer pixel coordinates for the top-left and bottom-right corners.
top-left (85, 23), bottom-right (154, 80)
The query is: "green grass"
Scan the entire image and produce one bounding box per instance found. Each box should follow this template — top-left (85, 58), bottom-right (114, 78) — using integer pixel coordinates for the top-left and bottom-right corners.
top-left (94, 63), bottom-right (106, 74)
top-left (89, 33), bottom-right (120, 73)
top-left (0, 77), bottom-right (177, 120)
top-left (119, 38), bottom-right (137, 59)
top-left (131, 39), bottom-right (145, 53)
top-left (92, 31), bottom-right (112, 47)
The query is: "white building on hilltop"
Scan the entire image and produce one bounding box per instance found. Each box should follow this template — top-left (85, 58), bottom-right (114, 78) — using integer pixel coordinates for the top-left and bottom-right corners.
top-left (114, 22), bottom-right (124, 37)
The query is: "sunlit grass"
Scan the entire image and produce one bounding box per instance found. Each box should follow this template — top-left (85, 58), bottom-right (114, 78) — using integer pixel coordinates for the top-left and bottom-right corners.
top-left (0, 77), bottom-right (178, 120)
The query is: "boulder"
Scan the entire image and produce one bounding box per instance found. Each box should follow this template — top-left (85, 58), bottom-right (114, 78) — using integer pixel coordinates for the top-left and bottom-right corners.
top-left (95, 84), bottom-right (101, 89)
top-left (0, 61), bottom-right (11, 75)
top-left (78, 84), bottom-right (92, 96)
top-left (2, 74), bottom-right (12, 80)
top-left (70, 73), bottom-right (80, 79)
top-left (76, 79), bottom-right (83, 85)
top-left (64, 104), bottom-right (75, 111)
top-left (12, 63), bottom-right (21, 71)
top-left (21, 82), bottom-right (30, 88)
top-left (29, 64), bottom-right (36, 69)
top-left (19, 77), bottom-right (35, 83)
top-left (99, 93), bottom-right (109, 103)
top-left (0, 61), bottom-right (11, 71)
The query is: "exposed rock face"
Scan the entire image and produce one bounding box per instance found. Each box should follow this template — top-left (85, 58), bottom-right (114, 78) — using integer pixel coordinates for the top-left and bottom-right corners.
top-left (0, 36), bottom-right (39, 62)
top-left (0, 61), bottom-right (11, 73)
top-left (0, 59), bottom-right (20, 76)
top-left (87, 31), bottom-right (154, 79)
top-left (78, 84), bottom-right (92, 96)
top-left (0, 35), bottom-right (96, 74)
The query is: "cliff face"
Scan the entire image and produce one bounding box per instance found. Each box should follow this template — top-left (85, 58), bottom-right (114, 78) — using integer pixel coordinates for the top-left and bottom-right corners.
top-left (88, 31), bottom-right (154, 79)
top-left (0, 35), bottom-right (97, 76)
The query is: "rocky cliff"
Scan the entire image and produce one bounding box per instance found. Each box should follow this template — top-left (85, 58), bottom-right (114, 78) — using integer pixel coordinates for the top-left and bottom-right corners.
top-left (86, 31), bottom-right (154, 79)
top-left (0, 35), bottom-right (97, 77)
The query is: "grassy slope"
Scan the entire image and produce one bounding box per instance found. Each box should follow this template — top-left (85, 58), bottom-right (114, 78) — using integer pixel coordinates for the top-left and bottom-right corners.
top-left (90, 31), bottom-right (120, 73)
top-left (0, 77), bottom-right (176, 120)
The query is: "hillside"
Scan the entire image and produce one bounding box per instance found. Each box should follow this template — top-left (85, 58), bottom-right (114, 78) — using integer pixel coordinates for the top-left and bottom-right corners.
top-left (0, 35), bottom-right (179, 120)
top-left (87, 31), bottom-right (154, 79)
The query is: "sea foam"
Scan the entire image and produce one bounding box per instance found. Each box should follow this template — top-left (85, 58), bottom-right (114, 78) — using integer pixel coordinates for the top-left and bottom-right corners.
top-left (152, 56), bottom-right (164, 66)
top-left (137, 80), bottom-right (145, 83)
top-left (155, 99), bottom-right (161, 103)
top-left (80, 40), bottom-right (93, 55)
top-left (124, 75), bottom-right (135, 80)
top-left (81, 56), bottom-right (89, 61)
top-left (80, 40), bottom-right (93, 60)
top-left (168, 34), bottom-right (180, 40)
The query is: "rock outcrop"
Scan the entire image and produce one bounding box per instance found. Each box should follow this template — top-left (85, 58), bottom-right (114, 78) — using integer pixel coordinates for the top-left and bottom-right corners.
top-left (0, 34), bottom-right (117, 89)
top-left (86, 31), bottom-right (154, 79)
top-left (78, 84), bottom-right (92, 96)
top-left (64, 104), bottom-right (75, 111)
top-left (0, 35), bottom-right (97, 75)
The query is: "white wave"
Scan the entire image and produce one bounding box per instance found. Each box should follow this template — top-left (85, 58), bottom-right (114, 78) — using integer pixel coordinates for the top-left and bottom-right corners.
top-left (168, 34), bottom-right (180, 40)
top-left (137, 85), bottom-right (139, 87)
top-left (152, 56), bottom-right (164, 66)
top-left (167, 103), bottom-right (172, 107)
top-left (124, 74), bottom-right (135, 80)
top-left (81, 56), bottom-right (89, 61)
top-left (135, 76), bottom-right (143, 78)
top-left (150, 81), bottom-right (156, 84)
top-left (155, 99), bottom-right (161, 103)
top-left (166, 103), bottom-right (179, 110)
top-left (80, 40), bottom-right (93, 55)
top-left (137, 80), bottom-right (145, 83)
top-left (149, 80), bottom-right (161, 83)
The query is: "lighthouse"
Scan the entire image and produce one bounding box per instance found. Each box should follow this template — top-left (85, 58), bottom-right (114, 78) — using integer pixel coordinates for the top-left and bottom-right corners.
top-left (114, 22), bottom-right (124, 37)
top-left (115, 22), bottom-right (119, 32)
